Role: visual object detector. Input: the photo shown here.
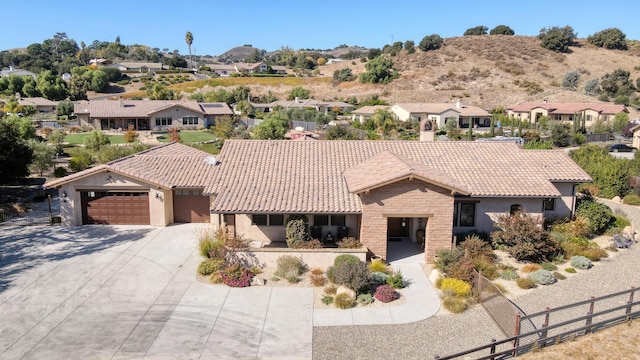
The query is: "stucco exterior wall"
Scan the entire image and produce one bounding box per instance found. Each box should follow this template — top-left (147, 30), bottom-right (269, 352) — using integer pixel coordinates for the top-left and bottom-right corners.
top-left (152, 107), bottom-right (204, 128)
top-left (358, 179), bottom-right (454, 263)
top-left (55, 171), bottom-right (170, 227)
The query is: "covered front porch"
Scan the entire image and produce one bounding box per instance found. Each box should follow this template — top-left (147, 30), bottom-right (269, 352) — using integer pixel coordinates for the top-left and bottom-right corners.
top-left (98, 118), bottom-right (150, 131)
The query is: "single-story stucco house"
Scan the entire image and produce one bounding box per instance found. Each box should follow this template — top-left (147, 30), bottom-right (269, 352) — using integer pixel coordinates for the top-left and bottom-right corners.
top-left (506, 102), bottom-right (627, 126)
top-left (391, 100), bottom-right (492, 128)
top-left (74, 99), bottom-right (233, 131)
top-left (46, 140), bottom-right (591, 263)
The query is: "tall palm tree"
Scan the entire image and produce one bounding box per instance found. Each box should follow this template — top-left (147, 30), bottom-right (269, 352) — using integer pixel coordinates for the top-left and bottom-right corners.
top-left (185, 32), bottom-right (193, 69)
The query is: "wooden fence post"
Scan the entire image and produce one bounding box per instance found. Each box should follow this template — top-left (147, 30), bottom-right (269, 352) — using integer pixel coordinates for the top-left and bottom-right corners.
top-left (627, 286), bottom-right (636, 316)
top-left (513, 313), bottom-right (521, 356)
top-left (489, 339), bottom-right (497, 360)
top-left (48, 194), bottom-right (53, 225)
top-left (540, 307), bottom-right (550, 348)
top-left (585, 296), bottom-right (595, 334)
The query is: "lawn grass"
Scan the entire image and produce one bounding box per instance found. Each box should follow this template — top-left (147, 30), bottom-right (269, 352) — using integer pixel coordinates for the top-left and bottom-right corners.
top-left (157, 130), bottom-right (217, 143)
top-left (64, 133), bottom-right (126, 145)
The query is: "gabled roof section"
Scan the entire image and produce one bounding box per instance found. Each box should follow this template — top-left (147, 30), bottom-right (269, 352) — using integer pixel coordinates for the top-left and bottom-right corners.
top-left (45, 143), bottom-right (216, 189)
top-left (393, 103), bottom-right (490, 117)
top-left (73, 100), bottom-right (230, 118)
top-left (343, 151), bottom-right (471, 195)
top-left (352, 105), bottom-right (390, 116)
top-left (206, 140), bottom-right (592, 214)
top-left (508, 102), bottom-right (627, 114)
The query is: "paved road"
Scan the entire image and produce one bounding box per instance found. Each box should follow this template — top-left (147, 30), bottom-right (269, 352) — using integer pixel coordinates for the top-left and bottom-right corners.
top-left (0, 224), bottom-right (312, 360)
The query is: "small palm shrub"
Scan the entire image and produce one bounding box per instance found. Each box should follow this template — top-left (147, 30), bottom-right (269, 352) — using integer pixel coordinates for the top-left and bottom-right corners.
top-left (357, 293), bottom-right (374, 306)
top-left (440, 278), bottom-right (471, 296)
top-left (274, 255), bottom-right (305, 283)
top-left (374, 285), bottom-right (399, 303)
top-left (570, 255), bottom-right (593, 269)
top-left (500, 269), bottom-right (519, 280)
top-left (198, 259), bottom-right (225, 276)
top-left (220, 264), bottom-right (255, 287)
top-left (516, 277), bottom-right (538, 289)
top-left (309, 268), bottom-right (326, 287)
top-left (334, 293), bottom-right (356, 309)
top-left (321, 295), bottom-right (334, 305)
top-left (386, 270), bottom-right (405, 289)
top-left (368, 258), bottom-right (387, 273)
top-left (371, 271), bottom-right (388, 286)
top-left (528, 269), bottom-right (557, 285)
top-left (334, 254), bottom-right (361, 266)
top-left (336, 237), bottom-right (362, 249)
top-left (521, 264), bottom-right (542, 273)
top-left (565, 267), bottom-right (577, 273)
top-left (442, 292), bottom-right (469, 313)
top-left (553, 272), bottom-right (566, 280)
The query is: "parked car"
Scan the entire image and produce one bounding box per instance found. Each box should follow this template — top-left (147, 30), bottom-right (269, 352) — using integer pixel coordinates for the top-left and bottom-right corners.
top-left (609, 143), bottom-right (637, 153)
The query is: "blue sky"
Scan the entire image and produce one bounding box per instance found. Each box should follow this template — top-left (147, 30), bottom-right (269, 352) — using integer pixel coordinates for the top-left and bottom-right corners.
top-left (3, 0), bottom-right (640, 56)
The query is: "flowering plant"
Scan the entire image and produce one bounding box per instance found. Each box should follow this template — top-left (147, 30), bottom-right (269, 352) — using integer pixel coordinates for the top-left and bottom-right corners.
top-left (220, 264), bottom-right (255, 287)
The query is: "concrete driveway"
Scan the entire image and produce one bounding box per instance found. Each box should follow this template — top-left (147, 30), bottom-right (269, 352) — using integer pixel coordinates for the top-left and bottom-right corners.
top-left (0, 224), bottom-right (312, 360)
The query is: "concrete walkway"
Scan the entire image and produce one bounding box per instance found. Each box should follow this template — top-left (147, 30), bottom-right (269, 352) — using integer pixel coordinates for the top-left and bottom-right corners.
top-left (0, 224), bottom-right (439, 360)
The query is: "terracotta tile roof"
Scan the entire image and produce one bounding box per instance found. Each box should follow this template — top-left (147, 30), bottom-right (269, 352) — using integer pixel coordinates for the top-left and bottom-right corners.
top-left (352, 105), bottom-right (390, 116)
top-left (394, 103), bottom-right (490, 116)
top-left (508, 102), bottom-right (627, 114)
top-left (45, 143), bottom-right (217, 189)
top-left (343, 151), bottom-right (471, 195)
top-left (16, 97), bottom-right (57, 106)
top-left (73, 100), bottom-right (231, 118)
top-left (206, 140), bottom-right (591, 213)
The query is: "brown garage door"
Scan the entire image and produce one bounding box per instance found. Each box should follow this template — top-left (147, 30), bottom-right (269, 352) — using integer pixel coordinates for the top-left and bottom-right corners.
top-left (173, 189), bottom-right (210, 223)
top-left (81, 191), bottom-right (150, 225)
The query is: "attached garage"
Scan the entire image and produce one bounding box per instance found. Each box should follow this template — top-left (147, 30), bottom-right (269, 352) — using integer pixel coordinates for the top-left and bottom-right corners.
top-left (81, 191), bottom-right (150, 225)
top-left (173, 189), bottom-right (210, 223)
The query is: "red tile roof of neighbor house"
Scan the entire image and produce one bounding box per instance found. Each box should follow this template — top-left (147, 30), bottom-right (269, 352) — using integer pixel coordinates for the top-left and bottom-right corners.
top-left (206, 140), bottom-right (591, 213)
top-left (508, 102), bottom-right (627, 114)
top-left (73, 100), bottom-right (232, 118)
top-left (352, 105), bottom-right (390, 116)
top-left (394, 103), bottom-right (491, 116)
top-left (45, 142), bottom-right (217, 190)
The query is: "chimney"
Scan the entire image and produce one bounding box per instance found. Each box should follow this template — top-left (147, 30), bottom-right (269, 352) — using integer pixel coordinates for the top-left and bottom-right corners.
top-left (456, 99), bottom-right (461, 109)
top-left (118, 97), bottom-right (124, 107)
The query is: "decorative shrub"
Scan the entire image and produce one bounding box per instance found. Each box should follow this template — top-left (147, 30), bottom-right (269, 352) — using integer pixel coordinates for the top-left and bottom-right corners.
top-left (336, 237), bottom-right (362, 249)
top-left (321, 295), bottom-right (334, 305)
top-left (374, 285), bottom-right (399, 303)
top-left (613, 214), bottom-right (631, 229)
top-left (541, 262), bottom-right (558, 271)
top-left (553, 272), bottom-right (567, 280)
top-left (220, 264), bottom-right (255, 287)
top-left (310, 268), bottom-right (326, 287)
top-left (274, 255), bottom-right (305, 283)
top-left (442, 293), bottom-right (469, 313)
top-left (570, 255), bottom-right (593, 269)
top-left (612, 233), bottom-right (636, 249)
top-left (565, 267), bottom-right (577, 273)
top-left (446, 258), bottom-right (475, 284)
top-left (285, 215), bottom-right (310, 248)
top-left (198, 259), bottom-right (224, 276)
top-left (623, 194), bottom-right (640, 205)
top-left (386, 270), bottom-right (405, 289)
top-left (576, 198), bottom-right (614, 235)
top-left (198, 237), bottom-right (217, 258)
top-left (459, 234), bottom-right (497, 261)
top-left (528, 269), bottom-right (557, 285)
top-left (291, 239), bottom-right (323, 249)
top-left (357, 293), bottom-right (374, 306)
top-left (440, 278), bottom-right (471, 297)
top-left (500, 269), bottom-right (519, 280)
top-left (491, 212), bottom-right (562, 262)
top-left (368, 258), bottom-right (387, 273)
top-left (371, 271), bottom-right (388, 286)
top-left (209, 272), bottom-right (222, 284)
top-left (324, 285), bottom-right (337, 295)
top-left (516, 277), bottom-right (538, 289)
top-left (334, 293), bottom-right (356, 309)
top-left (551, 217), bottom-right (590, 238)
top-left (334, 254), bottom-right (361, 266)
top-left (327, 261), bottom-right (371, 293)
top-left (521, 264), bottom-right (542, 273)
top-left (473, 258), bottom-right (499, 280)
top-left (434, 248), bottom-right (463, 273)
top-left (53, 167), bottom-right (68, 178)
top-left (579, 247), bottom-right (608, 261)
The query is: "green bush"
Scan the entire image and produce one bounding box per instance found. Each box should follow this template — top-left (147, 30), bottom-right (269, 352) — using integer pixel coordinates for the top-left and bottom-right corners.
top-left (434, 248), bottom-right (463, 273)
top-left (198, 259), bottom-right (224, 275)
top-left (565, 267), bottom-right (577, 273)
top-left (570, 255), bottom-right (593, 269)
top-left (198, 237), bottom-right (217, 258)
top-left (53, 167), bottom-right (68, 177)
top-left (356, 293), bottom-right (374, 306)
top-left (327, 261), bottom-right (371, 293)
top-left (321, 295), bottom-right (333, 305)
top-left (419, 34), bottom-right (443, 51)
top-left (473, 258), bottom-right (499, 280)
top-left (68, 154), bottom-right (92, 172)
top-left (334, 254), bottom-right (361, 266)
top-left (274, 255), bottom-right (305, 283)
top-left (334, 293), bottom-right (355, 309)
top-left (440, 278), bottom-right (471, 296)
top-left (500, 269), bottom-right (519, 280)
top-left (285, 215), bottom-right (310, 248)
top-left (528, 269), bottom-right (557, 285)
top-left (386, 270), bottom-right (405, 289)
top-left (371, 271), bottom-right (388, 286)
top-left (576, 198), bottom-right (614, 234)
top-left (538, 26), bottom-right (577, 52)
top-left (368, 258), bottom-right (387, 273)
top-left (623, 194), bottom-right (640, 205)
top-left (587, 28), bottom-right (627, 50)
top-left (541, 262), bottom-right (558, 271)
top-left (516, 277), bottom-right (538, 289)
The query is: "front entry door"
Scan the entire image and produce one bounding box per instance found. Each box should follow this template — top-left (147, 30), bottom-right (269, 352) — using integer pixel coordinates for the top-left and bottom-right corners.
top-left (387, 217), bottom-right (409, 238)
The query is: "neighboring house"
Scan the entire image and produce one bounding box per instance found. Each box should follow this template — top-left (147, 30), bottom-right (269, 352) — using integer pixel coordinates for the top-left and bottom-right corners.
top-left (0, 97), bottom-right (58, 113)
top-left (74, 99), bottom-right (232, 130)
top-left (352, 105), bottom-right (390, 123)
top-left (391, 100), bottom-right (492, 128)
top-left (631, 124), bottom-right (640, 149)
top-left (0, 66), bottom-right (36, 79)
top-left (109, 62), bottom-right (164, 72)
top-left (89, 58), bottom-right (112, 66)
top-left (506, 102), bottom-right (627, 126)
top-left (210, 62), bottom-right (287, 77)
top-left (250, 98), bottom-right (354, 115)
top-left (45, 143), bottom-right (216, 226)
top-left (47, 139), bottom-right (591, 263)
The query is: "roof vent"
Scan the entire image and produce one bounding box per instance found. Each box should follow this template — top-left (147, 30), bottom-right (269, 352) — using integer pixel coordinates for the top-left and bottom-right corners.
top-left (204, 156), bottom-right (218, 166)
